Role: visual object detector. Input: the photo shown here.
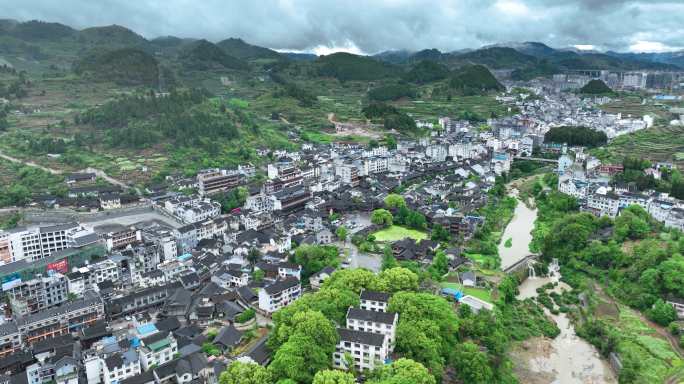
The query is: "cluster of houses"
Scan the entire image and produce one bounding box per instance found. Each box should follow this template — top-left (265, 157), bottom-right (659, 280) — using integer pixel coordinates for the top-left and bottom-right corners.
top-left (3, 81), bottom-right (678, 383)
top-left (557, 151), bottom-right (683, 230)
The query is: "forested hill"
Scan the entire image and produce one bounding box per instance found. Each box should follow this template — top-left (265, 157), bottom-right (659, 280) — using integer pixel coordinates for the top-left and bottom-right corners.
top-left (316, 52), bottom-right (402, 81)
top-left (73, 48), bottom-right (160, 86)
top-left (179, 40), bottom-right (249, 71)
top-left (449, 65), bottom-right (504, 95)
top-left (217, 38), bottom-right (284, 61)
top-left (580, 79), bottom-right (614, 95)
top-left (76, 89), bottom-right (262, 150)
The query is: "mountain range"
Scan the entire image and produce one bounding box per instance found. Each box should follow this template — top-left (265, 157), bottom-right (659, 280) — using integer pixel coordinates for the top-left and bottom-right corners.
top-left (0, 19), bottom-right (681, 85)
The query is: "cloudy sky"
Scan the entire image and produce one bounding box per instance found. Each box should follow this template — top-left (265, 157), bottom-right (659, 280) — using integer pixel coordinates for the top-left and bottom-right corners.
top-left (2, 0), bottom-right (683, 54)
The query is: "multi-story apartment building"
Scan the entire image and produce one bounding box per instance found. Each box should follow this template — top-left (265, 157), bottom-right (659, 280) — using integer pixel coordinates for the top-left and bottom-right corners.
top-left (211, 266), bottom-right (249, 289)
top-left (101, 225), bottom-right (142, 251)
top-left (0, 223), bottom-right (98, 263)
top-left (7, 273), bottom-right (69, 316)
top-left (336, 165), bottom-right (360, 187)
top-left (258, 278), bottom-right (301, 313)
top-left (197, 169), bottom-right (242, 196)
top-left (333, 328), bottom-right (388, 372)
top-left (587, 191), bottom-right (620, 218)
top-left (359, 290), bottom-right (390, 312)
top-left (16, 291), bottom-right (104, 345)
top-left (161, 196), bottom-right (221, 224)
top-left (0, 322), bottom-right (21, 358)
top-left (362, 157), bottom-right (389, 176)
top-left (272, 187), bottom-right (312, 212)
top-left (139, 331), bottom-right (178, 370)
top-left (346, 307), bottom-right (398, 351)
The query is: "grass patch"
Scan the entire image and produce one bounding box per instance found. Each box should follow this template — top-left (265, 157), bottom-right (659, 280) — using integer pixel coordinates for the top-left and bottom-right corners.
top-left (373, 225), bottom-right (427, 242)
top-left (439, 281), bottom-right (493, 302)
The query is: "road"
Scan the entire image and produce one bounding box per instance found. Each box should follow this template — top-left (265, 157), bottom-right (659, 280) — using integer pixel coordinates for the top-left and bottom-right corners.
top-left (0, 150), bottom-right (141, 195)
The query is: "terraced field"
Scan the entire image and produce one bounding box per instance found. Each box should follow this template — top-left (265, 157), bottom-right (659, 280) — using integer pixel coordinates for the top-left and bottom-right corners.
top-left (592, 125), bottom-right (684, 167)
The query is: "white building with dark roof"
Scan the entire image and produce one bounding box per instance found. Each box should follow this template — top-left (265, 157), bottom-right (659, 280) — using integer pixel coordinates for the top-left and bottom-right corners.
top-left (359, 290), bottom-right (390, 312)
top-left (258, 278), bottom-right (301, 313)
top-left (346, 307), bottom-right (398, 351)
top-left (333, 328), bottom-right (388, 372)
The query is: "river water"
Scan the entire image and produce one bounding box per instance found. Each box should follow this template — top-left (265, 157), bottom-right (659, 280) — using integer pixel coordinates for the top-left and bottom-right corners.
top-left (515, 276), bottom-right (617, 384)
top-left (500, 189), bottom-right (617, 383)
top-left (498, 189), bottom-right (538, 270)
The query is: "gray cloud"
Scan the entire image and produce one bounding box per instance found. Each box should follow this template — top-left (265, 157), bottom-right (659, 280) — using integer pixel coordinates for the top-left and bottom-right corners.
top-left (1, 0), bottom-right (682, 53)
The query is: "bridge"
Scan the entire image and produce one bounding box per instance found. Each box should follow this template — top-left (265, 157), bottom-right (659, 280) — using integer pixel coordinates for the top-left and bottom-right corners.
top-left (503, 254), bottom-right (540, 281)
top-left (514, 156), bottom-right (559, 164)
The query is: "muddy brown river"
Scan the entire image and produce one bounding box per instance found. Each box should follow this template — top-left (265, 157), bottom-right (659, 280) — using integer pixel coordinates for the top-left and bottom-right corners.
top-left (500, 190), bottom-right (617, 383)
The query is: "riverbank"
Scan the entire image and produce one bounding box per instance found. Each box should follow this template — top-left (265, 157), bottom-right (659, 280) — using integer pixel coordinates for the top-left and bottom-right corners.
top-left (510, 276), bottom-right (617, 384)
top-left (498, 188), bottom-right (538, 271)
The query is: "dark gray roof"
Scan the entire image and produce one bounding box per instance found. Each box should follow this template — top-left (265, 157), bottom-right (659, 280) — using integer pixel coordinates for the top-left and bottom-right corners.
top-left (120, 371), bottom-right (155, 384)
top-left (214, 325), bottom-right (243, 349)
top-left (245, 337), bottom-right (271, 365)
top-left (155, 317), bottom-right (181, 332)
top-left (39, 222), bottom-right (78, 234)
top-left (359, 290), bottom-right (390, 303)
top-left (0, 322), bottom-right (17, 336)
top-left (237, 286), bottom-right (257, 302)
top-left (105, 354), bottom-right (124, 370)
top-left (337, 328), bottom-right (384, 347)
top-left (347, 308), bottom-right (397, 324)
top-left (16, 291), bottom-right (102, 326)
top-left (263, 277), bottom-right (300, 295)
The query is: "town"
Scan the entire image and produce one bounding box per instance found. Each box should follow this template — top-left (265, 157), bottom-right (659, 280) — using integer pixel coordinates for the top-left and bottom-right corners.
top-left (0, 75), bottom-right (682, 384)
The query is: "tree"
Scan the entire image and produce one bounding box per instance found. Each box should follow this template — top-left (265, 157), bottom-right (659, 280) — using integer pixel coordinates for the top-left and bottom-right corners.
top-left (293, 245), bottom-right (340, 279)
top-left (252, 269), bottom-right (265, 283)
top-left (385, 135), bottom-right (397, 150)
top-left (659, 256), bottom-right (684, 297)
top-left (382, 245), bottom-right (399, 271)
top-left (247, 247), bottom-right (261, 266)
top-left (369, 358), bottom-right (436, 384)
top-left (268, 334), bottom-right (332, 383)
top-left (406, 211), bottom-right (427, 230)
top-left (384, 194), bottom-right (406, 210)
top-left (336, 226), bottom-right (348, 241)
top-left (449, 342), bottom-right (494, 384)
top-left (389, 292), bottom-right (459, 374)
top-left (371, 209), bottom-right (393, 227)
top-left (497, 275), bottom-right (520, 304)
top-left (322, 268), bottom-right (380, 293)
top-left (430, 225), bottom-right (450, 243)
top-left (202, 342), bottom-right (221, 356)
top-left (648, 299), bottom-right (677, 326)
top-left (379, 267), bottom-right (419, 292)
top-left (428, 251), bottom-right (448, 280)
top-left (312, 370), bottom-right (355, 384)
top-left (219, 361), bottom-right (273, 384)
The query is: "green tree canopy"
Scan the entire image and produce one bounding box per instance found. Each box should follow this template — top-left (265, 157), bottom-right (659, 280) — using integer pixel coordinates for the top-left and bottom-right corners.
top-left (219, 361), bottom-right (273, 384)
top-left (371, 209), bottom-right (394, 227)
top-left (312, 370), bottom-right (355, 384)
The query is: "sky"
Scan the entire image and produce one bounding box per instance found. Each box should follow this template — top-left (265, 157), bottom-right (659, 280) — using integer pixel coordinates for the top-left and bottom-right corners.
top-left (2, 0), bottom-right (683, 55)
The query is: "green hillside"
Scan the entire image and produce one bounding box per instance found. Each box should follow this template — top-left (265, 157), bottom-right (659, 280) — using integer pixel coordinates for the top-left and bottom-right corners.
top-left (403, 60), bottom-right (450, 84)
top-left (179, 39), bottom-right (249, 71)
top-left (73, 48), bottom-right (160, 86)
top-left (217, 38), bottom-right (283, 61)
top-left (580, 79), bottom-right (613, 95)
top-left (78, 25), bottom-right (149, 49)
top-left (454, 47), bottom-right (537, 69)
top-left (5, 20), bottom-right (76, 41)
top-left (368, 83), bottom-right (417, 101)
top-left (510, 59), bottom-right (559, 81)
top-left (449, 65), bottom-right (504, 95)
top-left (316, 52), bottom-right (401, 81)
